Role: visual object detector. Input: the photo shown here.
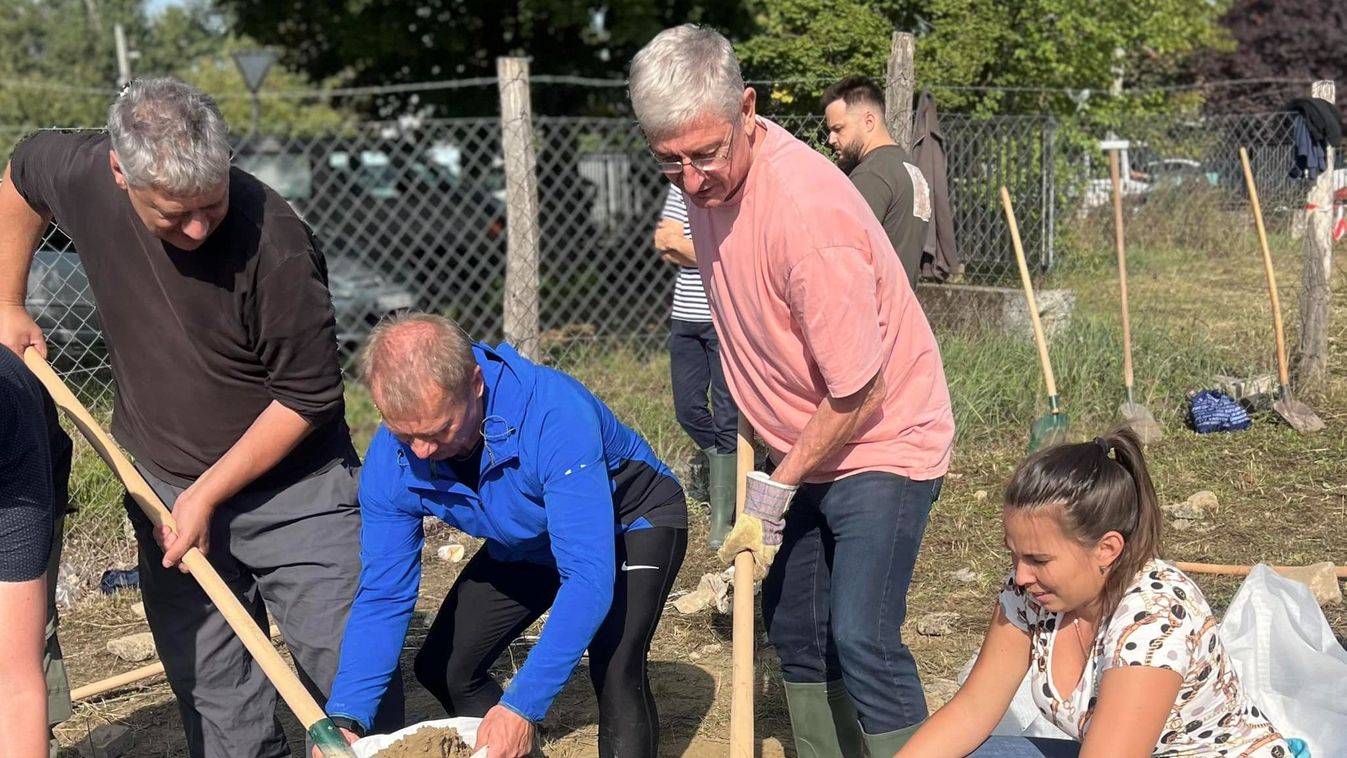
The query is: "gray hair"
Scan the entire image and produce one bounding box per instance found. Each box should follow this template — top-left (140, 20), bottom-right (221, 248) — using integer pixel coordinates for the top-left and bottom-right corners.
top-left (107, 77), bottom-right (232, 196)
top-left (629, 24), bottom-right (745, 142)
top-left (357, 312), bottom-right (477, 420)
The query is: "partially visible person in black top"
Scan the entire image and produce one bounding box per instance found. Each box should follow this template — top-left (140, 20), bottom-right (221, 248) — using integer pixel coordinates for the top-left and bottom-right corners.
top-left (822, 76), bottom-right (933, 290)
top-left (0, 346), bottom-right (69, 758)
top-left (0, 78), bottom-right (400, 757)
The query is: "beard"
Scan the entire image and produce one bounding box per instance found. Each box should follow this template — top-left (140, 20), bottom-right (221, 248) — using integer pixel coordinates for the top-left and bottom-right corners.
top-left (834, 139), bottom-right (864, 173)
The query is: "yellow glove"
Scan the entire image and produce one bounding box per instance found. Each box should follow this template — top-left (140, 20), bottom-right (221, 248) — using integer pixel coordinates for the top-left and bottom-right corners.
top-left (717, 513), bottom-right (780, 581)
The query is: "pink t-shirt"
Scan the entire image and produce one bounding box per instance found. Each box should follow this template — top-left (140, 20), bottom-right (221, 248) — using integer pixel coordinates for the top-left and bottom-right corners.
top-left (686, 117), bottom-right (954, 483)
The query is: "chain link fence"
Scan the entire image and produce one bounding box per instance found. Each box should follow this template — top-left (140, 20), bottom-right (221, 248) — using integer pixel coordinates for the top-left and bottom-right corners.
top-left (10, 84), bottom-right (1322, 404)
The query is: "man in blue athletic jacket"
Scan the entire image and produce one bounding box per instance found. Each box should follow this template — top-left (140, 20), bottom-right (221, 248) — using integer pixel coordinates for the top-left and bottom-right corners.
top-left (322, 312), bottom-right (688, 758)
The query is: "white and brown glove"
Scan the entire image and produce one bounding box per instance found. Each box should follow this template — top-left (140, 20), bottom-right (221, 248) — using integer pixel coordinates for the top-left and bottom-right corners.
top-left (717, 472), bottom-right (798, 579)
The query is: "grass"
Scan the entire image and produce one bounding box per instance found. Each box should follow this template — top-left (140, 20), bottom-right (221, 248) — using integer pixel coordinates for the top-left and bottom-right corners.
top-left (49, 205), bottom-right (1347, 755)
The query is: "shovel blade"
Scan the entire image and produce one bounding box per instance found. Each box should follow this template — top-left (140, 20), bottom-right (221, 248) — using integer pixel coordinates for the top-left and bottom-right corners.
top-left (1119, 401), bottom-right (1164, 444)
top-left (1029, 412), bottom-right (1070, 453)
top-left (1273, 397), bottom-right (1325, 433)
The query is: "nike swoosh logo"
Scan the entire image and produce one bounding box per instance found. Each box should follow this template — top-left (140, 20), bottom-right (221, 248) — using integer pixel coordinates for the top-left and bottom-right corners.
top-left (620, 562), bottom-right (660, 572)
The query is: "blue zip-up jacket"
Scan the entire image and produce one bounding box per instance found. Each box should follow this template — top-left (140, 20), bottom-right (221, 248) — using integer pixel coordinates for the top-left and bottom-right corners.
top-left (326, 342), bottom-right (679, 730)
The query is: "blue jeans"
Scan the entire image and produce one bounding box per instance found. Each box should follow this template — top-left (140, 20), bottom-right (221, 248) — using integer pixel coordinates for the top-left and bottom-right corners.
top-left (668, 319), bottom-right (738, 454)
top-left (968, 736), bottom-right (1080, 756)
top-left (761, 471), bottom-right (940, 734)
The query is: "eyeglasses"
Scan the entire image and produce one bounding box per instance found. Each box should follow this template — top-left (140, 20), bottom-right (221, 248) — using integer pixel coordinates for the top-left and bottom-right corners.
top-left (650, 124), bottom-right (736, 176)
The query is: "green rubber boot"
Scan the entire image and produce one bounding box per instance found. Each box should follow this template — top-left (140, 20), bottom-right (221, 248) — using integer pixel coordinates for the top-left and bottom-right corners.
top-left (784, 681), bottom-right (866, 758)
top-left (862, 721), bottom-right (924, 757)
top-left (705, 448), bottom-right (737, 549)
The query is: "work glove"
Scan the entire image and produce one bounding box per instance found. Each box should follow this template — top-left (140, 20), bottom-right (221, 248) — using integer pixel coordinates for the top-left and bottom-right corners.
top-left (717, 472), bottom-right (797, 580)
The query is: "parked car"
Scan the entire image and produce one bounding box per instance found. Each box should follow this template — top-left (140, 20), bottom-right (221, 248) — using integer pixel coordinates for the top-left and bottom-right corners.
top-left (236, 139), bottom-right (508, 289)
top-left (26, 228), bottom-right (416, 357)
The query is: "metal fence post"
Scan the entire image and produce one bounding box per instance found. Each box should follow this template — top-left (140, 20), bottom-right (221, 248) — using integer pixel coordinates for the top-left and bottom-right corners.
top-left (497, 56), bottom-right (541, 357)
top-left (1296, 79), bottom-right (1336, 386)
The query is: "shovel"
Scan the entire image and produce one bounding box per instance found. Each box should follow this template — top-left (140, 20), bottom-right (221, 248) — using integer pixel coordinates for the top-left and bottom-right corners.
top-left (1105, 143), bottom-right (1162, 444)
top-left (1002, 186), bottom-right (1069, 452)
top-left (1237, 147), bottom-right (1325, 433)
top-left (24, 349), bottom-right (359, 758)
top-left (730, 416), bottom-right (756, 758)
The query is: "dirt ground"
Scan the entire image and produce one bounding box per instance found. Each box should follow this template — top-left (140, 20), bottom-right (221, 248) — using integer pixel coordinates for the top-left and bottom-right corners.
top-left (49, 229), bottom-right (1347, 757)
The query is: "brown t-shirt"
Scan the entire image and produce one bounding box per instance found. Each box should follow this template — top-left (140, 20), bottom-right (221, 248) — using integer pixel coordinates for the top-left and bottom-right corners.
top-left (848, 144), bottom-right (931, 289)
top-left (9, 131), bottom-right (356, 490)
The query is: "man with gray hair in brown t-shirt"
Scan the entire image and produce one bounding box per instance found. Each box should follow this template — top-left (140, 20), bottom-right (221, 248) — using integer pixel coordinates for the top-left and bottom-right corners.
top-left (822, 76), bottom-right (932, 289)
top-left (0, 78), bottom-right (400, 757)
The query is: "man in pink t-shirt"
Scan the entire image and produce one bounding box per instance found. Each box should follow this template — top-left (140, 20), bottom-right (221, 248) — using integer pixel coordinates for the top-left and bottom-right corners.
top-left (630, 24), bottom-right (955, 757)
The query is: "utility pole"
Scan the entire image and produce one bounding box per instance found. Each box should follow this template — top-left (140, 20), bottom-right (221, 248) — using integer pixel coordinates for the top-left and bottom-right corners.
top-left (114, 23), bottom-right (132, 88)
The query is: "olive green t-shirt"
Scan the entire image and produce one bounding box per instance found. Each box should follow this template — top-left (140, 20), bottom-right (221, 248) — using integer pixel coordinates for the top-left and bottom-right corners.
top-left (848, 144), bottom-right (931, 288)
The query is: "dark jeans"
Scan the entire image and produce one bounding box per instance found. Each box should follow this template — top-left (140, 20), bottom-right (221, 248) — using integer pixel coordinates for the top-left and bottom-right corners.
top-left (414, 527), bottom-right (687, 758)
top-left (668, 319), bottom-right (737, 454)
top-left (762, 471), bottom-right (940, 735)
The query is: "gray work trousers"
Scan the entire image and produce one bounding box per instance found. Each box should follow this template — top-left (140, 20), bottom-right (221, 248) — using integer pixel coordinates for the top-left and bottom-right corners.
top-left (124, 462), bottom-right (404, 758)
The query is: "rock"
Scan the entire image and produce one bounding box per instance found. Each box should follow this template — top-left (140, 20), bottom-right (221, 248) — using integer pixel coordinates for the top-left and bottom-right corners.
top-left (76, 724), bottom-right (133, 758)
top-left (947, 568), bottom-right (980, 584)
top-left (924, 678), bottom-right (961, 709)
top-left (973, 490), bottom-right (989, 502)
top-left (673, 573), bottom-right (730, 615)
top-left (916, 612), bottom-right (960, 637)
top-left (1164, 491), bottom-right (1217, 522)
top-left (1280, 563), bottom-right (1343, 606)
top-left (130, 601), bottom-right (146, 620)
top-left (107, 632), bottom-right (158, 663)
top-left (437, 544), bottom-right (466, 563)
top-left (1187, 490), bottom-right (1219, 512)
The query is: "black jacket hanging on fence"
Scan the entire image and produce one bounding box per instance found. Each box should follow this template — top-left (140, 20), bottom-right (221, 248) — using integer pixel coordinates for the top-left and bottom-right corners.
top-left (1286, 97), bottom-right (1343, 180)
top-left (911, 91), bottom-right (960, 281)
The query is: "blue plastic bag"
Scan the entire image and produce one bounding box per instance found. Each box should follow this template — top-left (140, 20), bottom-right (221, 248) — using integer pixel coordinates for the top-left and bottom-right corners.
top-left (1187, 389), bottom-right (1252, 434)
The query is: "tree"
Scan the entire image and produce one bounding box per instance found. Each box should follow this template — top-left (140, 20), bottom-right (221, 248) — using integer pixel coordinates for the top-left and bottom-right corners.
top-left (736, 0), bottom-right (1231, 118)
top-left (216, 0), bottom-right (758, 117)
top-left (1190, 0), bottom-right (1347, 114)
top-left (0, 0), bottom-right (351, 145)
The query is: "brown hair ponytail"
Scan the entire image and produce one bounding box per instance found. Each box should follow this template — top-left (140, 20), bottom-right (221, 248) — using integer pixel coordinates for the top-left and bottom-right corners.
top-left (1004, 427), bottom-right (1163, 618)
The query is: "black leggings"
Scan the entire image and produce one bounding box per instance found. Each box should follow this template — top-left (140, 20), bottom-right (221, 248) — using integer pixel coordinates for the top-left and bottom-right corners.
top-left (413, 527), bottom-right (687, 758)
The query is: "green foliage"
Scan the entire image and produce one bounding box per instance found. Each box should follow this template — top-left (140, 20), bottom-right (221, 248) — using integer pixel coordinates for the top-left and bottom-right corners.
top-left (735, 0), bottom-right (892, 113)
top-left (736, 0), bottom-right (1231, 118)
top-left (217, 0), bottom-right (758, 117)
top-left (0, 0), bottom-right (351, 144)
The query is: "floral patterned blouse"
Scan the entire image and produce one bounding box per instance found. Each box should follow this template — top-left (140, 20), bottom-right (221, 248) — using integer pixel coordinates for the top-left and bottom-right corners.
top-left (999, 559), bottom-right (1290, 756)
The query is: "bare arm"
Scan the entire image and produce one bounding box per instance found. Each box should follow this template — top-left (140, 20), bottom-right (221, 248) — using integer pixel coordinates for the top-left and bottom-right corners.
top-left (770, 370), bottom-right (885, 487)
top-left (0, 162), bottom-right (52, 356)
top-left (897, 602), bottom-right (1033, 757)
top-left (1078, 667), bottom-right (1182, 758)
top-left (0, 575), bottom-right (50, 756)
top-left (159, 400), bottom-right (315, 567)
top-left (653, 218), bottom-right (696, 267)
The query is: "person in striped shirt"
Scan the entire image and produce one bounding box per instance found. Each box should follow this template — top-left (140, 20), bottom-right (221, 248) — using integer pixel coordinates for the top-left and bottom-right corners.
top-left (653, 183), bottom-right (739, 548)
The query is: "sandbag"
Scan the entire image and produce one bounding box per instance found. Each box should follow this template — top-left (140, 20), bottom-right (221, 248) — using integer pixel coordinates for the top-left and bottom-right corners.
top-left (1221, 564), bottom-right (1347, 755)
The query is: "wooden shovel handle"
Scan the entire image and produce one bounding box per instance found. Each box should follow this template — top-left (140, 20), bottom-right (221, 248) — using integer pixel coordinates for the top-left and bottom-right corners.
top-left (730, 416), bottom-right (756, 757)
top-left (1109, 149), bottom-right (1135, 390)
top-left (1001, 186), bottom-right (1059, 398)
top-left (1238, 148), bottom-right (1291, 388)
top-left (1177, 561), bottom-right (1347, 580)
top-left (23, 351), bottom-right (335, 734)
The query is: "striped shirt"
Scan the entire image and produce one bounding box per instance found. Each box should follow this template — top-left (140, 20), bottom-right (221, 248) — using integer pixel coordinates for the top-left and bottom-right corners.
top-left (661, 185), bottom-right (713, 323)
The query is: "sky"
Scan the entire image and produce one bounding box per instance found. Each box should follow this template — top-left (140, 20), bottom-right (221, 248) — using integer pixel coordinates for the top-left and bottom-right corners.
top-left (146, 0), bottom-right (185, 16)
